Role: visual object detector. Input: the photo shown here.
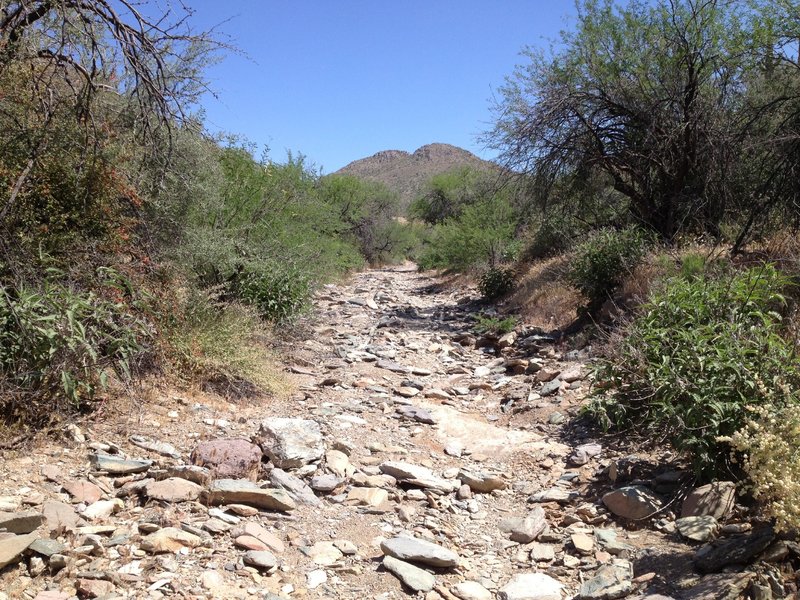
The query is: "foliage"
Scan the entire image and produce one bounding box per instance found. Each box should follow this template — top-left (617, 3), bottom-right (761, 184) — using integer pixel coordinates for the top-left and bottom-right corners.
top-left (590, 265), bottom-right (799, 478)
top-left (473, 314), bottom-right (518, 335)
top-left (478, 267), bottom-right (516, 300)
top-left (567, 227), bottom-right (651, 311)
top-left (417, 196), bottom-right (517, 272)
top-left (727, 400), bottom-right (800, 533)
top-left (411, 167), bottom-right (493, 225)
top-left (488, 0), bottom-right (800, 244)
top-left (232, 262), bottom-right (312, 323)
top-left (0, 267), bottom-right (152, 425)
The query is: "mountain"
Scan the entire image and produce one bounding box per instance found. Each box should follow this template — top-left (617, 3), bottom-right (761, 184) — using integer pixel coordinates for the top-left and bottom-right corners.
top-left (335, 143), bottom-right (499, 207)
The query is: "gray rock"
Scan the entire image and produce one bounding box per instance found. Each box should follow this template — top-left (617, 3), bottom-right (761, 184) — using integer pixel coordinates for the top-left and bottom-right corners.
top-left (569, 443), bottom-right (602, 466)
top-left (29, 537), bottom-right (67, 557)
top-left (594, 529), bottom-right (633, 555)
top-left (602, 486), bottom-right (662, 520)
top-left (681, 481), bottom-right (736, 519)
top-left (499, 507), bottom-right (548, 543)
top-left (452, 581), bottom-right (492, 600)
top-left (676, 515), bottom-right (719, 542)
top-left (89, 453), bottom-right (151, 474)
top-left (0, 533), bottom-right (37, 569)
top-left (694, 527), bottom-right (774, 573)
top-left (396, 405), bottom-right (436, 424)
top-left (129, 435), bottom-right (181, 459)
top-left (202, 479), bottom-right (296, 512)
top-left (540, 379), bottom-right (562, 397)
top-left (243, 550), bottom-right (278, 571)
top-left (529, 487), bottom-right (577, 504)
top-left (166, 465), bottom-right (212, 486)
top-left (379, 461), bottom-right (459, 493)
top-left (269, 468), bottom-right (320, 506)
top-left (377, 359), bottom-right (411, 374)
top-left (578, 560), bottom-right (633, 600)
top-left (256, 418), bottom-right (324, 469)
top-left (381, 536), bottom-right (459, 568)
top-left (499, 573), bottom-right (563, 600)
top-left (0, 510), bottom-right (44, 534)
top-left (310, 474), bottom-right (343, 493)
top-left (382, 555), bottom-right (436, 593)
top-left (190, 438), bottom-right (262, 480)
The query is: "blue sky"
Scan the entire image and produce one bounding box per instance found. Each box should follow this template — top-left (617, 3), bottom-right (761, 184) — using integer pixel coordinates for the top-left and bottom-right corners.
top-left (189, 1), bottom-right (577, 173)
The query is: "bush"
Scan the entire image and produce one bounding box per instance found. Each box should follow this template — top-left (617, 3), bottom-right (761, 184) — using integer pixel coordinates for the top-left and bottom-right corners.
top-left (478, 267), bottom-right (516, 300)
top-left (727, 401), bottom-right (800, 532)
top-left (474, 314), bottom-right (518, 335)
top-left (567, 227), bottom-right (651, 311)
top-left (0, 269), bottom-right (152, 425)
top-left (232, 262), bottom-right (312, 323)
top-left (590, 264), bottom-right (799, 478)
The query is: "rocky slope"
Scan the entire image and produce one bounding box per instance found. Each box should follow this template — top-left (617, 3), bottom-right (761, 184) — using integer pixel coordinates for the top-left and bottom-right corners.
top-left (0, 266), bottom-right (788, 600)
top-left (335, 143), bottom-right (498, 208)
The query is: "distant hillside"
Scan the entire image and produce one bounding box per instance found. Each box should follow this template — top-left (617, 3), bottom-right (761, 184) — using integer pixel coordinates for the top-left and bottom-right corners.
top-left (335, 143), bottom-right (499, 208)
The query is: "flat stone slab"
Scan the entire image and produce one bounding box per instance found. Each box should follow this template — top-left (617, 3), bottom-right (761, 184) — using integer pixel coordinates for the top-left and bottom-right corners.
top-left (0, 532), bottom-right (38, 569)
top-left (602, 486), bottom-right (662, 520)
top-left (379, 461), bottom-right (459, 493)
top-left (499, 573), bottom-right (563, 600)
top-left (144, 478), bottom-right (203, 503)
top-left (578, 560), bottom-right (633, 600)
top-left (202, 479), bottom-right (296, 512)
top-left (381, 536), bottom-right (458, 568)
top-left (0, 510), bottom-right (44, 534)
top-left (90, 453), bottom-right (152, 475)
top-left (383, 555), bottom-right (436, 593)
top-left (676, 516), bottom-right (719, 542)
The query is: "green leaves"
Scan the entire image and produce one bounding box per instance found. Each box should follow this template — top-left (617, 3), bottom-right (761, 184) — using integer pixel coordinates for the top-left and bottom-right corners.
top-left (591, 264), bottom-right (798, 479)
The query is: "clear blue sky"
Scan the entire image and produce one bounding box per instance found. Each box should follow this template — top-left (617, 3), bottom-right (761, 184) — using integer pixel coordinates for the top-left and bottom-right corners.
top-left (189, 1), bottom-right (577, 173)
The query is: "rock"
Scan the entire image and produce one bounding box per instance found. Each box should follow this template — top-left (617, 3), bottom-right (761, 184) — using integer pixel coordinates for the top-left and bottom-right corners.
top-left (381, 536), bottom-right (459, 568)
top-left (499, 573), bottom-right (563, 600)
top-left (444, 441), bottom-right (464, 457)
top-left (42, 501), bottom-right (81, 533)
top-left (190, 438), bottom-right (262, 480)
top-left (540, 379), bottom-right (562, 397)
top-left (89, 453), bottom-right (151, 474)
top-left (311, 474), bottom-right (343, 492)
top-left (326, 449), bottom-right (354, 478)
top-left (452, 581), bottom-right (492, 600)
top-left (572, 532), bottom-right (595, 554)
top-left (77, 579), bottom-right (115, 598)
top-left (140, 527), bottom-right (201, 553)
top-left (62, 480), bottom-right (103, 504)
top-left (231, 522), bottom-right (284, 553)
top-left (256, 417), bottom-right (325, 469)
top-left (200, 570), bottom-right (225, 592)
top-left (594, 529), bottom-right (633, 555)
top-left (569, 443), bottom-right (602, 466)
top-left (270, 468), bottom-right (320, 505)
top-left (166, 465), bottom-right (212, 486)
top-left (676, 515), bottom-right (719, 542)
top-left (28, 537), bottom-right (67, 557)
top-left (144, 478), bottom-right (203, 502)
top-left (397, 386), bottom-right (421, 398)
top-left (33, 592), bottom-right (69, 600)
top-left (235, 534), bottom-right (271, 551)
top-left (243, 550), bottom-right (278, 570)
top-left (530, 542), bottom-right (556, 562)
top-left (561, 367), bottom-right (583, 383)
top-left (202, 479), bottom-right (296, 512)
top-left (530, 487), bottom-right (577, 504)
top-left (681, 481), bottom-right (736, 519)
top-left (0, 510), bottom-right (43, 534)
top-left (458, 469), bottom-right (506, 493)
top-left (305, 569), bottom-right (326, 590)
top-left (536, 368), bottom-right (561, 383)
top-left (694, 527), bottom-right (775, 573)
top-left (383, 555), bottom-right (436, 593)
top-left (424, 388), bottom-right (451, 400)
top-left (0, 532), bottom-right (37, 569)
top-left (346, 487), bottom-right (389, 507)
top-left (602, 486), bottom-right (662, 520)
top-left (499, 507), bottom-right (548, 543)
top-left (578, 560), bottom-right (633, 600)
top-left (377, 359), bottom-right (411, 374)
top-left (129, 434), bottom-right (182, 459)
top-left (308, 541), bottom-right (343, 565)
top-left (396, 405), bottom-right (436, 424)
top-left (334, 539), bottom-right (357, 555)
top-left (81, 499), bottom-right (121, 521)
top-left (379, 461), bottom-right (459, 493)
top-left (498, 332), bottom-right (517, 349)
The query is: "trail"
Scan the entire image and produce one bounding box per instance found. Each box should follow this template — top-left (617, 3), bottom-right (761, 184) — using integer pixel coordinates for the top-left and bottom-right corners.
top-left (0, 265), bottom-right (750, 600)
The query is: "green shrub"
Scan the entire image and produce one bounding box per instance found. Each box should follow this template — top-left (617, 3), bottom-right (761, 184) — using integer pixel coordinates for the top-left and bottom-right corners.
top-left (567, 227), bottom-right (651, 311)
top-left (474, 314), bottom-right (518, 335)
top-left (232, 262), bottom-right (312, 323)
top-left (589, 264), bottom-right (799, 478)
top-left (478, 267), bottom-right (516, 300)
top-left (0, 269), bottom-right (152, 424)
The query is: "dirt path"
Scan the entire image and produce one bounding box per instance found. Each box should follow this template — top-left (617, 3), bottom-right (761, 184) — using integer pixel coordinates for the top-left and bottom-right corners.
top-left (0, 266), bottom-right (764, 600)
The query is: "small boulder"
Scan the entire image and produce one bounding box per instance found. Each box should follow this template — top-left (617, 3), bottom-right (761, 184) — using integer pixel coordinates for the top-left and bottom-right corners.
top-left (190, 438), bottom-right (262, 481)
top-left (256, 418), bottom-right (325, 469)
top-left (602, 486), bottom-right (661, 521)
top-left (383, 555), bottom-right (436, 593)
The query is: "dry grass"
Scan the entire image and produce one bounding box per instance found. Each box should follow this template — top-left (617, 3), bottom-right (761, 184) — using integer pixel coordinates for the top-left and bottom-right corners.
top-left (507, 254), bottom-right (582, 331)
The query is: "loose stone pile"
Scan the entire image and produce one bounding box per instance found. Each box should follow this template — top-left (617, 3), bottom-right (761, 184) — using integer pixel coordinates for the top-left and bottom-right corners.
top-left (0, 265), bottom-right (793, 599)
